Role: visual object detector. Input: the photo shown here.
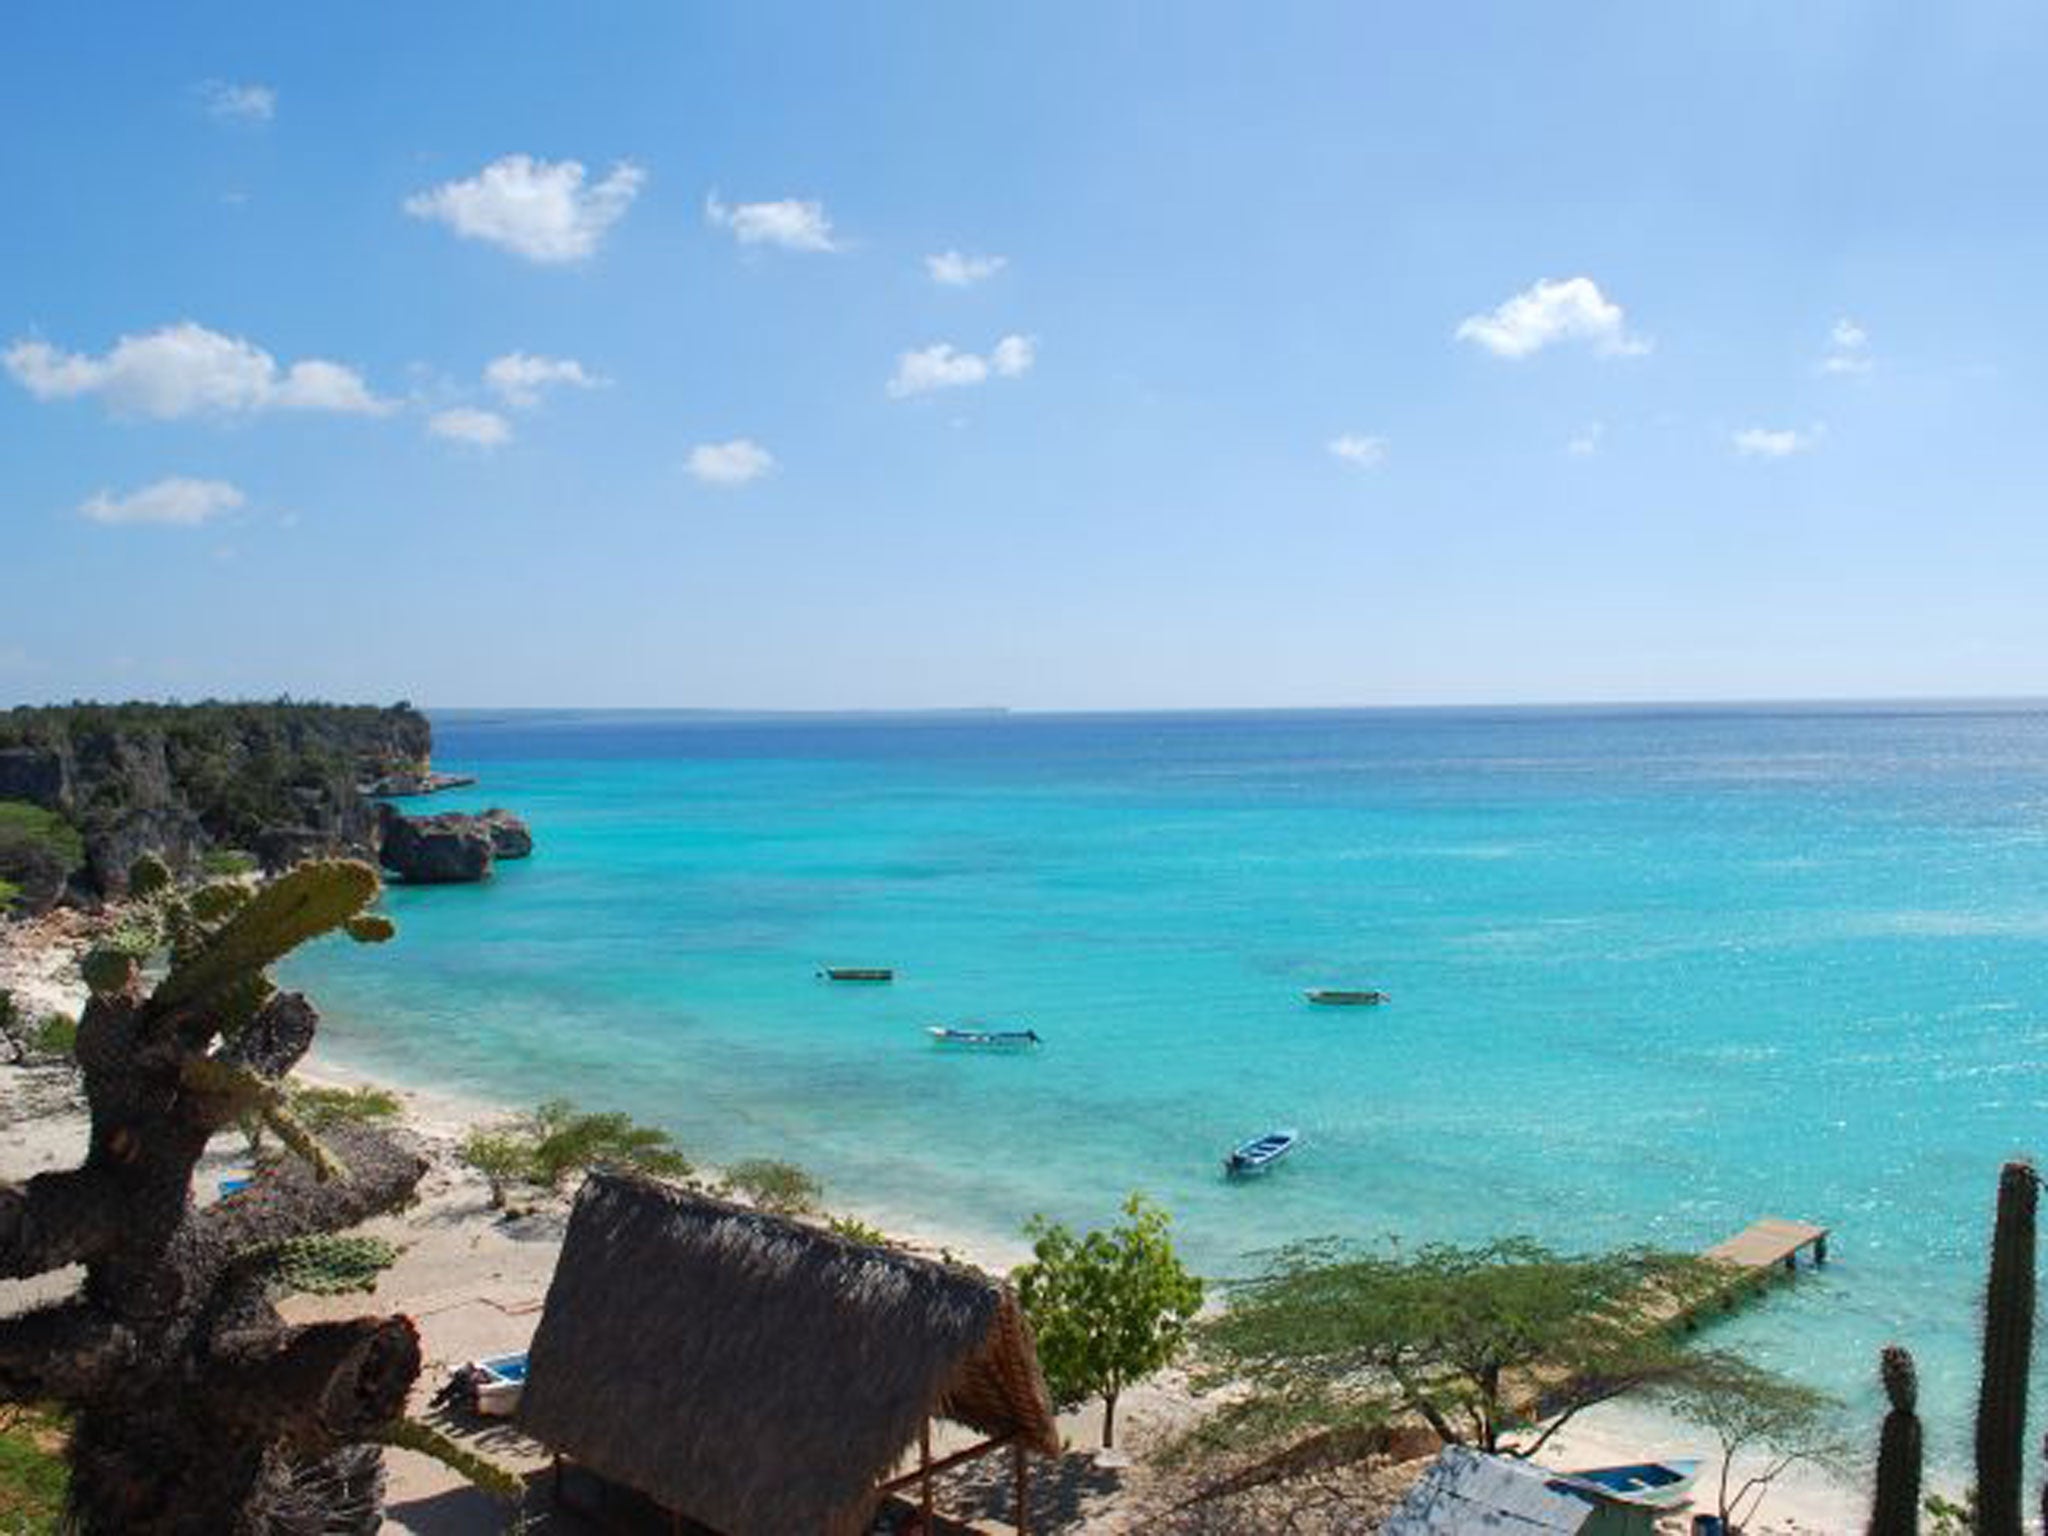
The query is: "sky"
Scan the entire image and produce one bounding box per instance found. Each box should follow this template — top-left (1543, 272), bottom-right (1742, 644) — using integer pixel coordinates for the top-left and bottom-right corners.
top-left (3, 2), bottom-right (2046, 710)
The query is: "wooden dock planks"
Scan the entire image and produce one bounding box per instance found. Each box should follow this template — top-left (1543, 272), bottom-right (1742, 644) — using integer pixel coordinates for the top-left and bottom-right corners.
top-left (1703, 1216), bottom-right (1830, 1272)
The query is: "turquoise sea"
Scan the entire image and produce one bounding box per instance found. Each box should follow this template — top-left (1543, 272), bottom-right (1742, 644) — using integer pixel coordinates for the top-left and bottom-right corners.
top-left (285, 704), bottom-right (2048, 1452)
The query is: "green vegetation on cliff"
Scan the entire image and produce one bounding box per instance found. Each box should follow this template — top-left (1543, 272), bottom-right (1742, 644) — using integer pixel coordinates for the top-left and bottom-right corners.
top-left (0, 701), bottom-right (431, 896)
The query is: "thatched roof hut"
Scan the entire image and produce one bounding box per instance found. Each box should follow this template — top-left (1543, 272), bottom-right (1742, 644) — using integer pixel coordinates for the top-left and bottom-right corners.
top-left (520, 1170), bottom-right (1061, 1535)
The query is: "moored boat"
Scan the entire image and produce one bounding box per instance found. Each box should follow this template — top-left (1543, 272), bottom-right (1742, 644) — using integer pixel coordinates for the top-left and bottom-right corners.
top-left (1559, 1458), bottom-right (1702, 1507)
top-left (1304, 988), bottom-right (1389, 1005)
top-left (926, 1026), bottom-right (1041, 1049)
top-left (820, 966), bottom-right (895, 982)
top-left (1224, 1128), bottom-right (1299, 1175)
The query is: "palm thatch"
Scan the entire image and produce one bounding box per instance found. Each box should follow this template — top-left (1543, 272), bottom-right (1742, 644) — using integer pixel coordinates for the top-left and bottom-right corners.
top-left (520, 1170), bottom-right (1059, 1536)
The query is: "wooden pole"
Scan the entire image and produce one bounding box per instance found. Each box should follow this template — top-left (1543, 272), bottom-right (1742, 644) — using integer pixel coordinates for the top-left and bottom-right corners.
top-left (1013, 1440), bottom-right (1030, 1536)
top-left (920, 1417), bottom-right (934, 1532)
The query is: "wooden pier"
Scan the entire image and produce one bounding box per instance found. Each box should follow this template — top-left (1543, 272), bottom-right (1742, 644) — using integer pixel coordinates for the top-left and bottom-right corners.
top-left (1704, 1216), bottom-right (1829, 1274)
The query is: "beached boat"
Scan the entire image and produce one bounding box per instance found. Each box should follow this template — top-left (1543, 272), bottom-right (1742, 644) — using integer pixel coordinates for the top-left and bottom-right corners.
top-left (1304, 988), bottom-right (1389, 1006)
top-left (926, 1026), bottom-right (1041, 1049)
top-left (819, 965), bottom-right (894, 982)
top-left (1224, 1128), bottom-right (1299, 1175)
top-left (470, 1352), bottom-right (529, 1418)
top-left (1559, 1459), bottom-right (1702, 1508)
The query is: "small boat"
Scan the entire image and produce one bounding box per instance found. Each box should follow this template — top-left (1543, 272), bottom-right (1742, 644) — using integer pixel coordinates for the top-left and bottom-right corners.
top-left (1224, 1128), bottom-right (1299, 1175)
top-left (1305, 988), bottom-right (1389, 1006)
top-left (469, 1352), bottom-right (529, 1418)
top-left (819, 966), bottom-right (894, 982)
top-left (1560, 1459), bottom-right (1702, 1508)
top-left (926, 1026), bottom-right (1041, 1049)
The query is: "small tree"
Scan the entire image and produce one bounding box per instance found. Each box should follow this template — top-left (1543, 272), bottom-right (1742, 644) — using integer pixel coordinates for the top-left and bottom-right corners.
top-left (1198, 1236), bottom-right (1727, 1458)
top-left (721, 1158), bottom-right (822, 1215)
top-left (458, 1099), bottom-right (690, 1209)
top-left (1658, 1355), bottom-right (1847, 1532)
top-left (1013, 1193), bottom-right (1204, 1448)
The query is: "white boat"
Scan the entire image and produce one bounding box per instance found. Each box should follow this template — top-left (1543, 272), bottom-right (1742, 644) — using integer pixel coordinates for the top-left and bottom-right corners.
top-left (1225, 1128), bottom-right (1299, 1175)
top-left (470, 1352), bottom-right (528, 1417)
top-left (926, 1026), bottom-right (1041, 1049)
top-left (1304, 988), bottom-right (1389, 1006)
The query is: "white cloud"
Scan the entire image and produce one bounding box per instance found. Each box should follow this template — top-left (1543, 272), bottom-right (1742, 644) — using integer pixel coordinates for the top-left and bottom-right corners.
top-left (201, 81), bottom-right (275, 124)
top-left (405, 155), bottom-right (644, 264)
top-left (1732, 424), bottom-right (1821, 459)
top-left (1456, 277), bottom-right (1649, 359)
top-left (1821, 316), bottom-right (1872, 375)
top-left (687, 438), bottom-right (775, 485)
top-left (1327, 433), bottom-right (1388, 468)
top-left (888, 334), bottom-right (1036, 398)
top-left (4, 322), bottom-right (388, 419)
top-left (990, 335), bottom-right (1035, 377)
top-left (926, 250), bottom-right (1007, 286)
top-left (80, 476), bottom-right (246, 527)
top-left (484, 352), bottom-right (605, 408)
top-left (704, 193), bottom-right (839, 252)
top-left (1567, 422), bottom-right (1606, 457)
top-left (428, 407), bottom-right (512, 448)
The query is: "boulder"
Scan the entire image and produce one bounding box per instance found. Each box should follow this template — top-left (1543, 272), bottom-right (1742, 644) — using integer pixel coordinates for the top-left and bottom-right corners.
top-left (476, 808), bottom-right (533, 859)
top-left (377, 805), bottom-right (496, 884)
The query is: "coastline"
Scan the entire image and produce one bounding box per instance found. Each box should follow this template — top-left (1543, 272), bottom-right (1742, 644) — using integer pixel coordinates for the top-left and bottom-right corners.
top-left (1, 910), bottom-right (1871, 1532)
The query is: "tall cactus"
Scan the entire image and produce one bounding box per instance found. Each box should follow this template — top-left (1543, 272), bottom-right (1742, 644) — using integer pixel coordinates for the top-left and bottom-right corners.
top-left (1869, 1344), bottom-right (1921, 1536)
top-left (1975, 1160), bottom-right (2036, 1536)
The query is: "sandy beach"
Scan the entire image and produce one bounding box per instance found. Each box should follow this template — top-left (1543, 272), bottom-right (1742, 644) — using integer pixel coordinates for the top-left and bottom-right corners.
top-left (0, 910), bottom-right (1874, 1532)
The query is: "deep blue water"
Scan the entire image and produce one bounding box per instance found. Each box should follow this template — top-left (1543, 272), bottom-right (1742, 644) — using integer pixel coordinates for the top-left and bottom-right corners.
top-left (284, 704), bottom-right (2048, 1452)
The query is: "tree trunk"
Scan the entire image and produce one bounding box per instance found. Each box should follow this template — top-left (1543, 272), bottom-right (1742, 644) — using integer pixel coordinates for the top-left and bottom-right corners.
top-left (1102, 1389), bottom-right (1119, 1450)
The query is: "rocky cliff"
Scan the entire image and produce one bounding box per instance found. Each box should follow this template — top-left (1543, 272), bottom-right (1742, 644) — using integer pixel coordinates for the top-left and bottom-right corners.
top-left (0, 702), bottom-right (435, 898)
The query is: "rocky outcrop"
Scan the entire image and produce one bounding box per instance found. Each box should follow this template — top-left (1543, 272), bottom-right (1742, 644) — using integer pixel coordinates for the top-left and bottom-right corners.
top-left (476, 809), bottom-right (533, 859)
top-left (0, 703), bottom-right (438, 897)
top-left (374, 806), bottom-right (533, 884)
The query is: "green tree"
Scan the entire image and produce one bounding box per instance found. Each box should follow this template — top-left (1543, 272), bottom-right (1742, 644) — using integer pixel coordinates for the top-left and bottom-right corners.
top-left (1013, 1193), bottom-right (1205, 1448)
top-left (1658, 1355), bottom-right (1847, 1531)
top-left (721, 1158), bottom-right (822, 1214)
top-left (458, 1099), bottom-right (690, 1208)
top-left (1197, 1236), bottom-right (1726, 1458)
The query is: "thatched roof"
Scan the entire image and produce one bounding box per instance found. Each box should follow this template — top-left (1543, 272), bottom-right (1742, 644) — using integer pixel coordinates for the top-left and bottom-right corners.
top-left (520, 1170), bottom-right (1060, 1536)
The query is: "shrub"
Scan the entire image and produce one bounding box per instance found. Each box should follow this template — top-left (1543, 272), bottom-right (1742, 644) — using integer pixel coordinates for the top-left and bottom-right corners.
top-left (722, 1159), bottom-right (822, 1215)
top-left (528, 1100), bottom-right (690, 1189)
top-left (0, 1403), bottom-right (70, 1534)
top-left (458, 1130), bottom-right (534, 1210)
top-left (28, 1014), bottom-right (75, 1060)
top-left (0, 802), bottom-right (83, 909)
top-left (201, 849), bottom-right (259, 878)
top-left (288, 1083), bottom-right (402, 1131)
top-left (458, 1100), bottom-right (691, 1208)
top-left (826, 1214), bottom-right (892, 1247)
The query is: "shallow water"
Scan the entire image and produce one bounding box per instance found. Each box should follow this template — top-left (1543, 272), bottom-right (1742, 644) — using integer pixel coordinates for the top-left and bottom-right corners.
top-left (285, 704), bottom-right (2048, 1456)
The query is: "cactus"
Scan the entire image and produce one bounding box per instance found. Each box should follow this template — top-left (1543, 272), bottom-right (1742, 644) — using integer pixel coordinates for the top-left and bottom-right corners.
top-left (1975, 1160), bottom-right (2036, 1536)
top-left (1869, 1344), bottom-right (1921, 1536)
top-left (0, 854), bottom-right (423, 1534)
top-left (153, 858), bottom-right (379, 1012)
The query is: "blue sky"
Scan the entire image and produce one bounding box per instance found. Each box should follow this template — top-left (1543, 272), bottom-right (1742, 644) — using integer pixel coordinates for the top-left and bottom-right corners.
top-left (4, 2), bottom-right (2045, 709)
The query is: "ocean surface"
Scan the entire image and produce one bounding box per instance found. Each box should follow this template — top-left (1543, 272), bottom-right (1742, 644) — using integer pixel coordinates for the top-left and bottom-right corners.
top-left (285, 704), bottom-right (2048, 1451)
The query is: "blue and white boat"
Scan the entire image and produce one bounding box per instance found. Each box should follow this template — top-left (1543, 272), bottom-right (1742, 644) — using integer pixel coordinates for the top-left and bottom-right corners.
top-left (1224, 1128), bottom-right (1299, 1175)
top-left (1559, 1458), bottom-right (1702, 1508)
top-left (926, 1026), bottom-right (1042, 1049)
